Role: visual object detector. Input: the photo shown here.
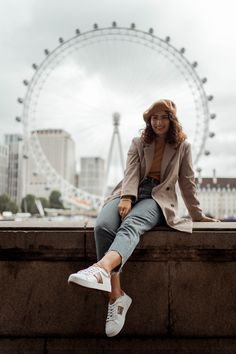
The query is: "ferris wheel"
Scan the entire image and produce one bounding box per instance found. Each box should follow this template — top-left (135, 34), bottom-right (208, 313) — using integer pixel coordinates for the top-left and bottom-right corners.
top-left (16, 22), bottom-right (216, 210)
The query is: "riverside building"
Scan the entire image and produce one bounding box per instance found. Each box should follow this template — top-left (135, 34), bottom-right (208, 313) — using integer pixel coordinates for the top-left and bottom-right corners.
top-left (0, 143), bottom-right (9, 196)
top-left (24, 129), bottom-right (76, 199)
top-left (4, 134), bottom-right (23, 206)
top-left (79, 157), bottom-right (105, 196)
top-left (178, 176), bottom-right (236, 221)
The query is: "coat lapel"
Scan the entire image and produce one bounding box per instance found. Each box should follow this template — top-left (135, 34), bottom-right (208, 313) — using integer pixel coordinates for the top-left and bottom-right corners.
top-left (160, 143), bottom-right (178, 182)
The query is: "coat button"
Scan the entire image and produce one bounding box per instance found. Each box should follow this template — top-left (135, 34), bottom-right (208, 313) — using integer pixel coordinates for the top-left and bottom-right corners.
top-left (171, 204), bottom-right (174, 207)
top-left (166, 187), bottom-right (170, 191)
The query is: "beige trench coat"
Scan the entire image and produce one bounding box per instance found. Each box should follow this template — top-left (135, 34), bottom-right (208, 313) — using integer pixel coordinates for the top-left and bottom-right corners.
top-left (104, 137), bottom-right (204, 233)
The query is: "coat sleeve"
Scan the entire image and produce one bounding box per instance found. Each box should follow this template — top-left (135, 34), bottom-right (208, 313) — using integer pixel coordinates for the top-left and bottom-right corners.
top-left (120, 138), bottom-right (141, 201)
top-left (178, 142), bottom-right (204, 221)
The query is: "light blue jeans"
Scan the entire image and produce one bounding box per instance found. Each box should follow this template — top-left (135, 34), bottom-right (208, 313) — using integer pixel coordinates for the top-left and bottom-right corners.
top-left (94, 177), bottom-right (166, 273)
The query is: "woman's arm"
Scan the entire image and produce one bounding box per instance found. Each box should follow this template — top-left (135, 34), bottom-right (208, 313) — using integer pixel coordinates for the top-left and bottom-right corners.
top-left (120, 138), bottom-right (141, 202)
top-left (118, 138), bottom-right (141, 220)
top-left (178, 142), bottom-right (219, 221)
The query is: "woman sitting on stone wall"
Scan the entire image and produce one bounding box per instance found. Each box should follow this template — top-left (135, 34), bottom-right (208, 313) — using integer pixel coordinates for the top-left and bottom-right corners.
top-left (68, 99), bottom-right (219, 338)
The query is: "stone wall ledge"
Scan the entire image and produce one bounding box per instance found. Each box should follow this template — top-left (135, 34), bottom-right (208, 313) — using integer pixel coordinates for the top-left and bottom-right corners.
top-left (0, 222), bottom-right (236, 261)
top-left (0, 220), bottom-right (236, 229)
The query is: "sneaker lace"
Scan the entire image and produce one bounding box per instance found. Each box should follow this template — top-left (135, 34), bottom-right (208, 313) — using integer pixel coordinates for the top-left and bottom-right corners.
top-left (78, 266), bottom-right (100, 276)
top-left (106, 303), bottom-right (117, 322)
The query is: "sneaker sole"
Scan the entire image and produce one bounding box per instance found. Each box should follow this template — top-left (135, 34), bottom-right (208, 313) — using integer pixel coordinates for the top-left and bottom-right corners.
top-left (106, 295), bottom-right (132, 337)
top-left (68, 274), bottom-right (111, 292)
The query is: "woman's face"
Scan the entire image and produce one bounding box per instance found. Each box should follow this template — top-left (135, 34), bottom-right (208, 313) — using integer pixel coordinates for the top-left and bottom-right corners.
top-left (150, 110), bottom-right (170, 137)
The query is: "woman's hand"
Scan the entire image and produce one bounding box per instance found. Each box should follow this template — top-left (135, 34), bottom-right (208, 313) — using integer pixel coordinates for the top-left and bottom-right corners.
top-left (199, 214), bottom-right (221, 222)
top-left (118, 198), bottom-right (132, 220)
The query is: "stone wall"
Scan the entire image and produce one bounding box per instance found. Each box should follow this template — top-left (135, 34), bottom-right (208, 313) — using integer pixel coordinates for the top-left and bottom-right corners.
top-left (0, 221), bottom-right (236, 353)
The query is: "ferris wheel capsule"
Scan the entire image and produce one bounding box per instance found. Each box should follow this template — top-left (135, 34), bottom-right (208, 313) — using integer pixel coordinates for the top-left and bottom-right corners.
top-left (44, 49), bottom-right (50, 55)
top-left (210, 113), bottom-right (216, 119)
top-left (204, 150), bottom-right (210, 156)
top-left (202, 77), bottom-right (207, 83)
top-left (208, 95), bottom-right (214, 101)
top-left (15, 116), bottom-right (21, 122)
top-left (23, 80), bottom-right (29, 86)
top-left (149, 28), bottom-right (154, 34)
top-left (112, 21), bottom-right (117, 28)
top-left (165, 36), bottom-right (170, 42)
top-left (75, 28), bottom-right (80, 35)
top-left (180, 47), bottom-right (185, 54)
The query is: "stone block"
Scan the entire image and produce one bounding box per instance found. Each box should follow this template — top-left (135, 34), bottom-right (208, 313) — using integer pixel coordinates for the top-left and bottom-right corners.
top-left (0, 339), bottom-right (44, 354)
top-left (170, 261), bottom-right (236, 336)
top-left (46, 338), bottom-right (236, 354)
top-left (0, 261), bottom-right (106, 336)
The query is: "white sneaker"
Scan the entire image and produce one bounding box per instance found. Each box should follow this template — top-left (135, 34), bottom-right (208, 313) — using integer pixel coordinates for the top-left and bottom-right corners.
top-left (68, 265), bottom-right (111, 292)
top-left (105, 292), bottom-right (132, 337)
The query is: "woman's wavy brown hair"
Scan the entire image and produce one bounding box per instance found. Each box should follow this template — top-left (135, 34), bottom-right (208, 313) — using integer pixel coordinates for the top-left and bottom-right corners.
top-left (140, 111), bottom-right (187, 146)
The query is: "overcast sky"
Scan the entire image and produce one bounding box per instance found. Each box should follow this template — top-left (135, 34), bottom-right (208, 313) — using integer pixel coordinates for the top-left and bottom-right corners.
top-left (1, 0), bottom-right (236, 181)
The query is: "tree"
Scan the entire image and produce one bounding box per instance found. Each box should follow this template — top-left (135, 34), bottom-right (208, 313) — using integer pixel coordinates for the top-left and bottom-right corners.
top-left (0, 194), bottom-right (18, 213)
top-left (39, 197), bottom-right (49, 209)
top-left (49, 190), bottom-right (64, 209)
top-left (21, 194), bottom-right (38, 214)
